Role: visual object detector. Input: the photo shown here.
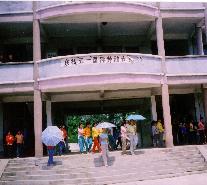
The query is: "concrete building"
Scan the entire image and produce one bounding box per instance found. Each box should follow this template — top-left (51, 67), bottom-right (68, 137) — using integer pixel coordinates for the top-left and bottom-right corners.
top-left (0, 1), bottom-right (207, 157)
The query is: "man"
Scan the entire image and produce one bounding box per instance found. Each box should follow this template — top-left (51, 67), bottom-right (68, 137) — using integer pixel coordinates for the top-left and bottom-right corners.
top-left (6, 131), bottom-right (15, 158)
top-left (84, 122), bottom-right (92, 153)
top-left (92, 123), bottom-right (101, 153)
top-left (15, 130), bottom-right (24, 158)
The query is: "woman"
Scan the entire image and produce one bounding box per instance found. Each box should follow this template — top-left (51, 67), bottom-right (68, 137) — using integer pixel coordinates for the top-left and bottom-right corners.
top-left (121, 122), bottom-right (128, 155)
top-left (78, 123), bottom-right (86, 154)
top-left (99, 128), bottom-right (109, 167)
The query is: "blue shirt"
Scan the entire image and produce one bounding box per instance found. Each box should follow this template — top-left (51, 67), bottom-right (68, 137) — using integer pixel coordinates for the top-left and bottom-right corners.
top-left (99, 133), bottom-right (108, 145)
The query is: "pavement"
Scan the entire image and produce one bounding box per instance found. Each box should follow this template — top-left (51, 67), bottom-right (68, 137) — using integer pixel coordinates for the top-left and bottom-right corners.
top-left (116, 173), bottom-right (207, 185)
top-left (0, 159), bottom-right (8, 178)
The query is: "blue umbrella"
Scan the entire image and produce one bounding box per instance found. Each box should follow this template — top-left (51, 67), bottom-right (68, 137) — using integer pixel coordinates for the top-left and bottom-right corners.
top-left (41, 126), bottom-right (63, 146)
top-left (126, 114), bottom-right (146, 121)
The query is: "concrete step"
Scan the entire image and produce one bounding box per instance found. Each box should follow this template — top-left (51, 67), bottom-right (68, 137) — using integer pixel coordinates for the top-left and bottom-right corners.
top-left (1, 168), bottom-right (207, 185)
top-left (2, 164), bottom-right (207, 181)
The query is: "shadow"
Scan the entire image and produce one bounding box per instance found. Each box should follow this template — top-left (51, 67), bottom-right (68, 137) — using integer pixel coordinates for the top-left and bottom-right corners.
top-left (41, 160), bottom-right (63, 170)
top-left (93, 155), bottom-right (115, 167)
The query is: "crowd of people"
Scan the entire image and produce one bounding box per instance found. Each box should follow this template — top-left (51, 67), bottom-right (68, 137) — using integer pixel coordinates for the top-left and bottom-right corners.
top-left (174, 118), bottom-right (207, 145)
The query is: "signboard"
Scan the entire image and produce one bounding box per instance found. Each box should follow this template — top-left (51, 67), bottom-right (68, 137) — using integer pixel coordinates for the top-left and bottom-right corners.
top-left (61, 54), bottom-right (143, 67)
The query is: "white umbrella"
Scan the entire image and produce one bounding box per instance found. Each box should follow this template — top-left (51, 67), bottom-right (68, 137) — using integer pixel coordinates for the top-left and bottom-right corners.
top-left (41, 126), bottom-right (63, 146)
top-left (96, 122), bottom-right (116, 129)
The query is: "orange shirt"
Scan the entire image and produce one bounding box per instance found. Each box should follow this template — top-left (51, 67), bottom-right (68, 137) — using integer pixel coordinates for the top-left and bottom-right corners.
top-left (60, 128), bottom-right (67, 139)
top-left (83, 127), bottom-right (91, 138)
top-left (15, 134), bottom-right (24, 144)
top-left (6, 134), bottom-right (15, 145)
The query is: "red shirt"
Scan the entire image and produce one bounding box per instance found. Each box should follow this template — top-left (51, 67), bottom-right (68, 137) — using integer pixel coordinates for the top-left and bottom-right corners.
top-left (47, 146), bottom-right (55, 150)
top-left (6, 134), bottom-right (15, 145)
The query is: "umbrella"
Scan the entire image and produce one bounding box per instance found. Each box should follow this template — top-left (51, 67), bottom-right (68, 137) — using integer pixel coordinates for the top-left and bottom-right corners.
top-left (126, 114), bottom-right (146, 121)
top-left (96, 122), bottom-right (116, 129)
top-left (41, 126), bottom-right (63, 146)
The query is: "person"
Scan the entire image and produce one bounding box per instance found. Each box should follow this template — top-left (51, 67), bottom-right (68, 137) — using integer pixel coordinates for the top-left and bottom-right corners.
top-left (121, 121), bottom-right (128, 155)
top-left (127, 120), bottom-right (137, 155)
top-left (47, 145), bottom-right (55, 166)
top-left (57, 139), bottom-right (65, 156)
top-left (108, 129), bottom-right (116, 151)
top-left (116, 126), bottom-right (122, 149)
top-left (156, 120), bottom-right (164, 147)
top-left (5, 131), bottom-right (15, 158)
top-left (92, 123), bottom-right (101, 153)
top-left (83, 122), bottom-right (92, 153)
top-left (188, 120), bottom-right (195, 144)
top-left (198, 118), bottom-right (206, 144)
top-left (78, 123), bottom-right (86, 154)
top-left (60, 125), bottom-right (70, 153)
top-left (151, 121), bottom-right (159, 147)
top-left (15, 130), bottom-right (24, 158)
top-left (99, 128), bottom-right (109, 167)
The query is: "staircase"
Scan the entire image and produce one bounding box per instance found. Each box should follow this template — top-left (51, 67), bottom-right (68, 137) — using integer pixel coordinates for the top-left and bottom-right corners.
top-left (1, 145), bottom-right (207, 185)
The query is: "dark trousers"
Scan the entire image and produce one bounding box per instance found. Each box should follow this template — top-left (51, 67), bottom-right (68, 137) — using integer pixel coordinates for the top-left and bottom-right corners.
top-left (7, 145), bottom-right (13, 158)
top-left (48, 148), bottom-right (55, 165)
top-left (16, 143), bottom-right (23, 157)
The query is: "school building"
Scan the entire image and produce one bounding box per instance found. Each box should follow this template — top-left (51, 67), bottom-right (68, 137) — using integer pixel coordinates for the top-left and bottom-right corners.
top-left (1, 1), bottom-right (207, 156)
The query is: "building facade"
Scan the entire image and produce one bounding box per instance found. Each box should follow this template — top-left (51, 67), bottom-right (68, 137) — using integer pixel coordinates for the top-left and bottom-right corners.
top-left (1, 1), bottom-right (207, 156)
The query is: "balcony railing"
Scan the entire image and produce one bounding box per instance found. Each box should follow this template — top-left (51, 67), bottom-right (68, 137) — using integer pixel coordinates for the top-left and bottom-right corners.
top-left (38, 53), bottom-right (163, 81)
top-left (1, 54), bottom-right (207, 88)
top-left (166, 55), bottom-right (207, 76)
top-left (0, 62), bottom-right (34, 85)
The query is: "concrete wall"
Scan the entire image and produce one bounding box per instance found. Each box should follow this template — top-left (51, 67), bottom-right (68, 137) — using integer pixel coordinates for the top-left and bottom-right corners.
top-left (166, 56), bottom-right (207, 75)
top-left (0, 1), bottom-right (32, 13)
top-left (38, 53), bottom-right (162, 80)
top-left (0, 103), bottom-right (3, 153)
top-left (0, 63), bottom-right (33, 84)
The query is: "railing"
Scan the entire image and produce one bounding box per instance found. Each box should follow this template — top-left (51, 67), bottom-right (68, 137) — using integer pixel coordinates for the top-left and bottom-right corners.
top-left (38, 53), bottom-right (163, 81)
top-left (0, 62), bottom-right (34, 85)
top-left (166, 56), bottom-right (207, 76)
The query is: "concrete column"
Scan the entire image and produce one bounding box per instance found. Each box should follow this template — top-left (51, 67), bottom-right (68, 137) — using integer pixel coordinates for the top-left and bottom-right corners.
top-left (0, 103), bottom-right (3, 153)
top-left (156, 10), bottom-right (174, 147)
top-left (46, 101), bottom-right (52, 126)
top-left (196, 26), bottom-right (204, 55)
top-left (194, 93), bottom-right (205, 122)
top-left (203, 89), bottom-right (207, 122)
top-left (151, 95), bottom-right (157, 121)
top-left (161, 84), bottom-right (173, 147)
top-left (33, 2), bottom-right (43, 157)
top-left (188, 38), bottom-right (194, 55)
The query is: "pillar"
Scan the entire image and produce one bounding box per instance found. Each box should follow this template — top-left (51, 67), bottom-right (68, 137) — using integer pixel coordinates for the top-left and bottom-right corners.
top-left (161, 84), bottom-right (173, 147)
top-left (188, 38), bottom-right (194, 55)
top-left (156, 9), bottom-right (174, 147)
top-left (46, 101), bottom-right (52, 126)
top-left (194, 92), bottom-right (205, 122)
top-left (203, 89), bottom-right (207, 122)
top-left (33, 2), bottom-right (43, 157)
top-left (151, 95), bottom-right (157, 121)
top-left (0, 103), bottom-right (3, 153)
top-left (196, 26), bottom-right (204, 55)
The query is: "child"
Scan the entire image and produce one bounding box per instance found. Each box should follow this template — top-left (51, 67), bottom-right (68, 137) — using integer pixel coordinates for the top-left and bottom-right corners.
top-left (99, 128), bottom-right (109, 167)
top-left (47, 145), bottom-right (55, 166)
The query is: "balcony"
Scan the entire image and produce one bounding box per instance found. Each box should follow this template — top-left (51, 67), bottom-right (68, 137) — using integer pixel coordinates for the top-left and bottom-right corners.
top-left (166, 55), bottom-right (207, 84)
top-left (1, 54), bottom-right (207, 94)
top-left (0, 62), bottom-right (34, 93)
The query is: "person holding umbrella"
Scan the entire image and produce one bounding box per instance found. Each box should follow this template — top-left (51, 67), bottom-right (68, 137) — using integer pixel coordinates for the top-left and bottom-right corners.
top-left (41, 126), bottom-right (64, 166)
top-left (96, 122), bottom-right (116, 167)
top-left (99, 128), bottom-right (109, 167)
